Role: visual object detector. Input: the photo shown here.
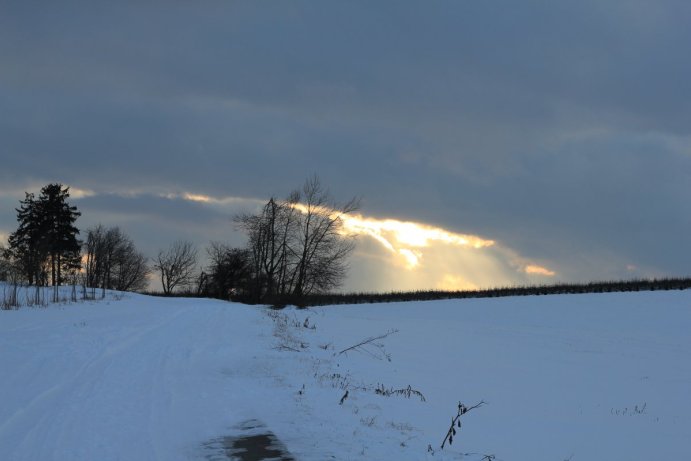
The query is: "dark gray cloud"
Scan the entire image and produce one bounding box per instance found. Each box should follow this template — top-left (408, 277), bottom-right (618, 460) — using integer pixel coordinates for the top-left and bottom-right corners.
top-left (76, 194), bottom-right (256, 265)
top-left (1, 1), bottom-right (690, 288)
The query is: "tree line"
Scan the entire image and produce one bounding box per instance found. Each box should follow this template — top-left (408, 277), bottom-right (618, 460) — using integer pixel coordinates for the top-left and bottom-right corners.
top-left (297, 277), bottom-right (691, 307)
top-left (1, 178), bottom-right (358, 306)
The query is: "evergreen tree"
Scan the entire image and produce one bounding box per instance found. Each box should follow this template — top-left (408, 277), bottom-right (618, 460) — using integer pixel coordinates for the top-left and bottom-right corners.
top-left (8, 193), bottom-right (45, 284)
top-left (39, 184), bottom-right (81, 286)
top-left (8, 184), bottom-right (82, 286)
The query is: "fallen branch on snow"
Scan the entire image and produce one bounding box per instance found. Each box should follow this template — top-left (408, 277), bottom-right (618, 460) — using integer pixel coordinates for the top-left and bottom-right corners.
top-left (337, 329), bottom-right (398, 361)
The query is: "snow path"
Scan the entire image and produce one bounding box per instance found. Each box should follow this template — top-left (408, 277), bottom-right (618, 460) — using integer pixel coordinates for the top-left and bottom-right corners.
top-left (0, 296), bottom-right (281, 461)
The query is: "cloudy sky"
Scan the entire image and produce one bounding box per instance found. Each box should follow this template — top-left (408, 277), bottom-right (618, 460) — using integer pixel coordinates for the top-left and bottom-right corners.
top-left (1, 1), bottom-right (690, 292)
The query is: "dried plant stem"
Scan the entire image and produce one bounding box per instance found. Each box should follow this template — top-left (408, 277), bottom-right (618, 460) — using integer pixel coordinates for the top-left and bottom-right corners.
top-left (441, 400), bottom-right (487, 449)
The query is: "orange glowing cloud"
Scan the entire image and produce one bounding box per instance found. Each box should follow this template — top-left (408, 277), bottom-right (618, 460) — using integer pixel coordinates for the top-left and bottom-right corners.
top-left (524, 264), bottom-right (556, 276)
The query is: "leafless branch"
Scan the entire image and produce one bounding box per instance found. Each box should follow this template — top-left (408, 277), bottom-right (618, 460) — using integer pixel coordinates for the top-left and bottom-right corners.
top-left (337, 329), bottom-right (399, 356)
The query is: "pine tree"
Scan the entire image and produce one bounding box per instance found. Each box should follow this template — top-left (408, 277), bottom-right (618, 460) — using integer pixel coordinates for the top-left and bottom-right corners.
top-left (39, 184), bottom-right (81, 286)
top-left (8, 184), bottom-right (82, 287)
top-left (8, 193), bottom-right (45, 285)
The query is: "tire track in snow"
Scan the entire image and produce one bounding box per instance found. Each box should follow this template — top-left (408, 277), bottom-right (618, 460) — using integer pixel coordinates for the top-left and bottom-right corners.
top-left (0, 304), bottom-right (191, 458)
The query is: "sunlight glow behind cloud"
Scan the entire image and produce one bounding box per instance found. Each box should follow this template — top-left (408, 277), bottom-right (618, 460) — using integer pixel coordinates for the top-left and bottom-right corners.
top-left (524, 264), bottom-right (556, 276)
top-left (67, 187), bottom-right (96, 199)
top-left (284, 200), bottom-right (559, 291)
top-left (338, 213), bottom-right (496, 272)
top-left (337, 212), bottom-right (558, 290)
top-left (398, 248), bottom-right (422, 269)
top-left (341, 214), bottom-right (496, 251)
top-left (248, 198), bottom-right (556, 290)
top-left (158, 192), bottom-right (262, 206)
top-left (436, 274), bottom-right (479, 291)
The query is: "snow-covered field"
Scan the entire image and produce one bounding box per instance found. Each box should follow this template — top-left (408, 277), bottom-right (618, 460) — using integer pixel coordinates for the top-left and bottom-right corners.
top-left (1, 289), bottom-right (690, 460)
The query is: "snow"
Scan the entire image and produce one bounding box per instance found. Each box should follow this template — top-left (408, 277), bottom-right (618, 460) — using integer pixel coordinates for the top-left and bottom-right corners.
top-left (1, 288), bottom-right (690, 460)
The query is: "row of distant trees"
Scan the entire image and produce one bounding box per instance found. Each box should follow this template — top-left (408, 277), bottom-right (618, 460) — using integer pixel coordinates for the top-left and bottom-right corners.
top-left (1, 178), bottom-right (358, 306)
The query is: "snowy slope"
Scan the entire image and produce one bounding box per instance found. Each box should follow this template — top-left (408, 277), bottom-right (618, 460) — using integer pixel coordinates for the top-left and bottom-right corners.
top-left (1, 290), bottom-right (690, 460)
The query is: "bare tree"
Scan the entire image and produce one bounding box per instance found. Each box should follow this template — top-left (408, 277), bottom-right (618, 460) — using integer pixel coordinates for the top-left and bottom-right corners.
top-left (111, 239), bottom-right (149, 292)
top-left (83, 225), bottom-right (104, 292)
top-left (154, 240), bottom-right (197, 295)
top-left (236, 193), bottom-right (300, 302)
top-left (290, 176), bottom-right (359, 297)
top-left (83, 225), bottom-right (150, 297)
top-left (236, 176), bottom-right (358, 304)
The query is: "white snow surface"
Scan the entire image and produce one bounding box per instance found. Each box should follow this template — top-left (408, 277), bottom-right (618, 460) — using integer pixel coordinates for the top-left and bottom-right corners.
top-left (1, 289), bottom-right (690, 460)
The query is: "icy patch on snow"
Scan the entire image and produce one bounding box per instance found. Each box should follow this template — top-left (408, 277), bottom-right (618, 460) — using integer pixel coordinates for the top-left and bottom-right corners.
top-left (202, 420), bottom-right (295, 461)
